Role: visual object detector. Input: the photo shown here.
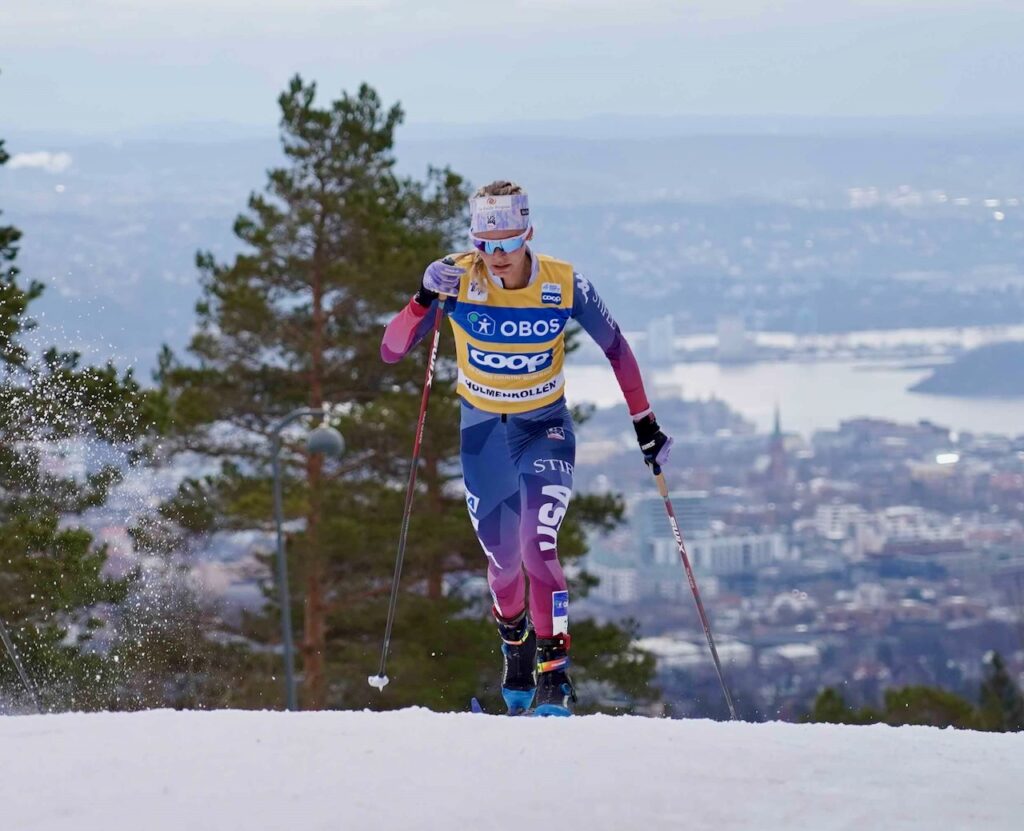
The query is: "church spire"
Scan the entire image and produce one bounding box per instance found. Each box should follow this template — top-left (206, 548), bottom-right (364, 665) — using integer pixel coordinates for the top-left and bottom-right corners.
top-left (768, 404), bottom-right (787, 488)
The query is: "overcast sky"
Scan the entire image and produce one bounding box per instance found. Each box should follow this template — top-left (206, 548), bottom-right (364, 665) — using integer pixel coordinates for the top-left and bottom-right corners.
top-left (2, 0), bottom-right (1024, 135)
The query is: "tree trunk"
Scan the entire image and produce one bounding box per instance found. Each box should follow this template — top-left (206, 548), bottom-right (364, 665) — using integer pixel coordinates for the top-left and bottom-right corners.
top-left (302, 453), bottom-right (326, 709)
top-left (302, 222), bottom-right (327, 709)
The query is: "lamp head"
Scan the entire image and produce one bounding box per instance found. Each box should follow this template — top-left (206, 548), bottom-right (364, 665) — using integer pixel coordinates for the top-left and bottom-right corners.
top-left (306, 424), bottom-right (345, 458)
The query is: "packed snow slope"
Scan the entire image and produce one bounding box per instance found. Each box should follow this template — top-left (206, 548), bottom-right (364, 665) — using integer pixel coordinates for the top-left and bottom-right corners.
top-left (2, 708), bottom-right (1022, 830)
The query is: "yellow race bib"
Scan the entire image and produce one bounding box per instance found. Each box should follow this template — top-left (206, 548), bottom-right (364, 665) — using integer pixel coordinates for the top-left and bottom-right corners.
top-left (447, 253), bottom-right (575, 414)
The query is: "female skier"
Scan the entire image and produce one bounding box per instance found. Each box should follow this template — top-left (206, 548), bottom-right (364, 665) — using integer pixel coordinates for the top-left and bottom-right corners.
top-left (381, 181), bottom-right (672, 715)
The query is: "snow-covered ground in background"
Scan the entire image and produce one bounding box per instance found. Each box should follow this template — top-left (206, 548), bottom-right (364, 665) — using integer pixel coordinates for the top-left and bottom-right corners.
top-left (2, 709), bottom-right (1022, 830)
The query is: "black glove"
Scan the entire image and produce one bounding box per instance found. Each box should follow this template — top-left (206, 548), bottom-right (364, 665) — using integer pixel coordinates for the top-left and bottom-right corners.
top-left (414, 283), bottom-right (437, 308)
top-left (634, 413), bottom-right (673, 471)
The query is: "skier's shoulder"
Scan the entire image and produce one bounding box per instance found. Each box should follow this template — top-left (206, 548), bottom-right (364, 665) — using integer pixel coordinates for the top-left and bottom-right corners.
top-left (534, 252), bottom-right (574, 273)
top-left (567, 269), bottom-right (598, 311)
top-left (534, 253), bottom-right (575, 297)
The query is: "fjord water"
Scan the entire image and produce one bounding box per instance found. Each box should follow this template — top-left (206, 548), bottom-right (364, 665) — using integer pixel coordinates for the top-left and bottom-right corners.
top-left (570, 358), bottom-right (1024, 437)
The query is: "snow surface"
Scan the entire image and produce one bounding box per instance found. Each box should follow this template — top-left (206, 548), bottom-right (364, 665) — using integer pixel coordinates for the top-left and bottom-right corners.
top-left (2, 708), bottom-right (1022, 830)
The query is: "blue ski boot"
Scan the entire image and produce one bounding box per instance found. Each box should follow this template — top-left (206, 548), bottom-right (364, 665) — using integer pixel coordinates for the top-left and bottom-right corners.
top-left (495, 608), bottom-right (537, 715)
top-left (534, 634), bottom-right (577, 717)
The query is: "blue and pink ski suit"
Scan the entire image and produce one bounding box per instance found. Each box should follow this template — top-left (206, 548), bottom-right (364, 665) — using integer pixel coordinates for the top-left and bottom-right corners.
top-left (381, 251), bottom-right (650, 638)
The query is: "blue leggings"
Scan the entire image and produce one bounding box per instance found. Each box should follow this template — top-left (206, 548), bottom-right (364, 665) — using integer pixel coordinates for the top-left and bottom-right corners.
top-left (460, 400), bottom-right (576, 638)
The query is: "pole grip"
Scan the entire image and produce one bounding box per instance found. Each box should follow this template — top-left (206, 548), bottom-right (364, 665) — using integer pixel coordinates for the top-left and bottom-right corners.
top-left (654, 470), bottom-right (669, 498)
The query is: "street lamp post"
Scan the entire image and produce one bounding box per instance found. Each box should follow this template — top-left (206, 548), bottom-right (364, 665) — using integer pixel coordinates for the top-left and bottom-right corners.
top-left (270, 405), bottom-right (345, 711)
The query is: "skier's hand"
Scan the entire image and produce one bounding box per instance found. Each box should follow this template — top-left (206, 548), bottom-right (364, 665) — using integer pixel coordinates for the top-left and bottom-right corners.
top-left (634, 413), bottom-right (673, 471)
top-left (419, 256), bottom-right (465, 300)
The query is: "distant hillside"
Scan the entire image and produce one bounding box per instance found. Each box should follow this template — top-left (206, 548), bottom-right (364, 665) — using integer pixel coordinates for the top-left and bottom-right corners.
top-left (911, 342), bottom-right (1024, 397)
top-left (6, 131), bottom-right (1024, 369)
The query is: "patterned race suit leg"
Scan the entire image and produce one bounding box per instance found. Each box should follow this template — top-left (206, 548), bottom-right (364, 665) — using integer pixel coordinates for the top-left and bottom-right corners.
top-left (460, 401), bottom-right (575, 638)
top-left (508, 404), bottom-right (575, 640)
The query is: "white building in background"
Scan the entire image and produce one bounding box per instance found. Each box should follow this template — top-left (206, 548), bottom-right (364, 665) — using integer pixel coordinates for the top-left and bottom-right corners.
top-left (636, 634), bottom-right (754, 669)
top-left (647, 315), bottom-right (676, 364)
top-left (588, 565), bottom-right (640, 604)
top-left (810, 502), bottom-right (961, 559)
top-left (640, 531), bottom-right (785, 577)
top-left (635, 493), bottom-right (785, 577)
top-left (589, 493), bottom-right (787, 606)
top-left (814, 502), bottom-right (867, 541)
top-left (716, 315), bottom-right (751, 362)
top-left (761, 643), bottom-right (821, 669)
top-left (688, 533), bottom-right (786, 575)
top-left (877, 505), bottom-right (958, 543)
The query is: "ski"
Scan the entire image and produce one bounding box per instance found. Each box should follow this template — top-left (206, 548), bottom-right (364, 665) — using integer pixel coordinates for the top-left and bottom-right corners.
top-left (471, 696), bottom-right (530, 716)
top-left (469, 697), bottom-right (571, 717)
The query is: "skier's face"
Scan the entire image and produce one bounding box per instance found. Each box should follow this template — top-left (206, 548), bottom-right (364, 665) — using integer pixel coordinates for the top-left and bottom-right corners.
top-left (474, 227), bottom-right (534, 282)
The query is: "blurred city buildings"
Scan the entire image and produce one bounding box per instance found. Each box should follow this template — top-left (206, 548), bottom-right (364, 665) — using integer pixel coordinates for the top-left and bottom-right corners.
top-left (576, 401), bottom-right (1024, 719)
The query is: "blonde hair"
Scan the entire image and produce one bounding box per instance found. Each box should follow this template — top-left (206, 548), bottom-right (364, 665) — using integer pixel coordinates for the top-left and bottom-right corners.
top-left (474, 180), bottom-right (526, 198)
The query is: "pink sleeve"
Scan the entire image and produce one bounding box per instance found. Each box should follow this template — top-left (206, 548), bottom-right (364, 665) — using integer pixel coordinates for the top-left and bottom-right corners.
top-left (608, 336), bottom-right (652, 418)
top-left (572, 273), bottom-right (651, 417)
top-left (381, 298), bottom-right (431, 364)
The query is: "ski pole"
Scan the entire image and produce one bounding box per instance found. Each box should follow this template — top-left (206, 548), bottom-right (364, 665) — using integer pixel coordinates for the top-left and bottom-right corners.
top-left (369, 301), bottom-right (446, 691)
top-left (0, 614), bottom-right (42, 714)
top-left (651, 465), bottom-right (738, 720)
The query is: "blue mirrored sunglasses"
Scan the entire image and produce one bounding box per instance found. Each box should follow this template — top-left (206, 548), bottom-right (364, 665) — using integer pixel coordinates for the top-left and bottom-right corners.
top-left (470, 227), bottom-right (530, 255)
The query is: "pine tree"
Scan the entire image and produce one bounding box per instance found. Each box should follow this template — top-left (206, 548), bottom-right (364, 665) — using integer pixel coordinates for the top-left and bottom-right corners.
top-left (978, 651), bottom-right (1024, 732)
top-left (802, 687), bottom-right (881, 725)
top-left (154, 77), bottom-right (656, 712)
top-left (805, 683), bottom-right (982, 730)
top-left (0, 130), bottom-right (155, 711)
top-left (154, 77), bottom-right (482, 709)
top-left (881, 686), bottom-right (977, 729)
